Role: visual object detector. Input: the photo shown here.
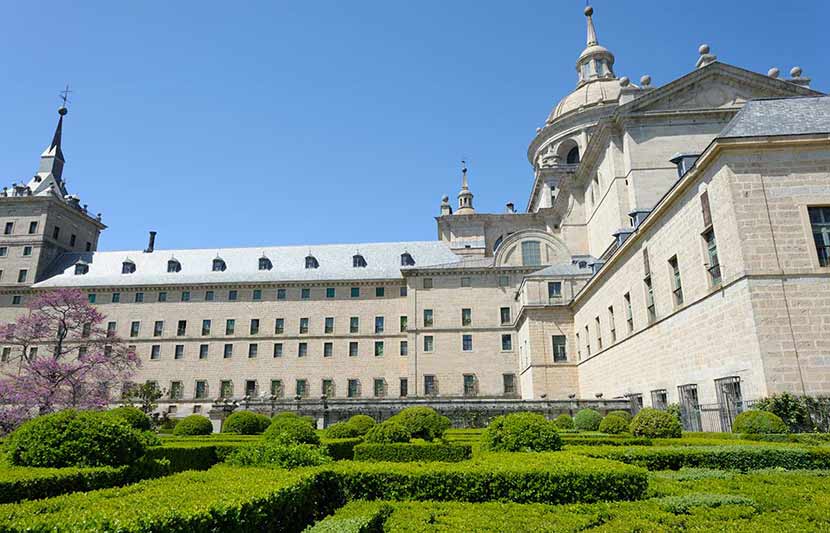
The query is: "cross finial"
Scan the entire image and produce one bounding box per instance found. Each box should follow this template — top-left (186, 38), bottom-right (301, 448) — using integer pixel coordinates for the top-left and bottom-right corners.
top-left (59, 84), bottom-right (72, 108)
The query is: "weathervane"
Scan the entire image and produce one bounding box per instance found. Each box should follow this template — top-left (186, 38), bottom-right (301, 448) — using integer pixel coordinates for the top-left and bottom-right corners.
top-left (59, 84), bottom-right (72, 109)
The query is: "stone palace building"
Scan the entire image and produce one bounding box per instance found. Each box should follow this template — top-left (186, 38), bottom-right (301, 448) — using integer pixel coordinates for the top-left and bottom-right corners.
top-left (1, 6), bottom-right (828, 429)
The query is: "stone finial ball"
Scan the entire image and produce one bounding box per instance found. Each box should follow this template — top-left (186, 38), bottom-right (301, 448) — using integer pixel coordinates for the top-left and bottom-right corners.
top-left (441, 195), bottom-right (449, 203)
top-left (584, 5), bottom-right (593, 16)
top-left (58, 106), bottom-right (68, 116)
top-left (640, 75), bottom-right (651, 86)
top-left (619, 76), bottom-right (630, 87)
top-left (536, 127), bottom-right (542, 133)
top-left (768, 67), bottom-right (780, 78)
top-left (699, 44), bottom-right (710, 55)
top-left (790, 66), bottom-right (802, 77)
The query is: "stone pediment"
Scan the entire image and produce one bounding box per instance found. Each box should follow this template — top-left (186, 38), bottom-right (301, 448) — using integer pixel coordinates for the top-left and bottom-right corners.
top-left (619, 62), bottom-right (822, 116)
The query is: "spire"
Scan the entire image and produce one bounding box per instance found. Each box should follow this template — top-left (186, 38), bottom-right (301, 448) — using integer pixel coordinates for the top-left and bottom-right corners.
top-left (38, 106), bottom-right (68, 183)
top-left (575, 5), bottom-right (616, 86)
top-left (585, 5), bottom-right (598, 47)
top-left (456, 161), bottom-right (475, 215)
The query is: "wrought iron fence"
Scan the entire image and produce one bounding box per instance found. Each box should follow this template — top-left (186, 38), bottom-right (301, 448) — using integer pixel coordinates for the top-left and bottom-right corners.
top-left (680, 399), bottom-right (758, 433)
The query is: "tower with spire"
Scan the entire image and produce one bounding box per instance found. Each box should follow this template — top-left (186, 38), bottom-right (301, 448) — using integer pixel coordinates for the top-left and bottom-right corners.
top-left (0, 102), bottom-right (105, 287)
top-left (456, 162), bottom-right (475, 215)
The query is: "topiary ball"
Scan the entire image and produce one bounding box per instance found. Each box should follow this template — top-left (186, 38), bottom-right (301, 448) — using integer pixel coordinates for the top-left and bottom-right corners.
top-left (7, 409), bottom-right (146, 468)
top-left (107, 406), bottom-right (152, 431)
top-left (599, 414), bottom-right (629, 435)
top-left (607, 410), bottom-right (633, 422)
top-left (553, 414), bottom-right (574, 430)
top-left (173, 415), bottom-right (214, 436)
top-left (223, 410), bottom-right (269, 435)
top-left (481, 412), bottom-right (563, 452)
top-left (347, 414), bottom-right (376, 435)
top-left (573, 409), bottom-right (603, 431)
top-left (325, 421), bottom-right (361, 439)
top-left (364, 421), bottom-right (410, 444)
top-left (387, 407), bottom-right (451, 441)
top-left (264, 416), bottom-right (320, 445)
top-left (629, 408), bottom-right (682, 438)
top-left (733, 410), bottom-right (788, 434)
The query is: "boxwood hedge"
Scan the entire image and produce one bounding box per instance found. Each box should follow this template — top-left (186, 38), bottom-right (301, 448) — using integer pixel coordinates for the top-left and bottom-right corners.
top-left (353, 443), bottom-right (472, 463)
top-left (305, 500), bottom-right (392, 533)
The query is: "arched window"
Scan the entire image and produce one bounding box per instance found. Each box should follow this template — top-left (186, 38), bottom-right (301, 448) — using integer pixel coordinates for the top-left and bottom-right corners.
top-left (167, 259), bottom-right (181, 273)
top-left (493, 236), bottom-right (504, 253)
top-left (74, 262), bottom-right (89, 275)
top-left (566, 146), bottom-right (580, 165)
top-left (121, 260), bottom-right (136, 274)
top-left (521, 241), bottom-right (542, 266)
top-left (212, 258), bottom-right (226, 272)
top-left (258, 257), bottom-right (272, 271)
top-left (353, 254), bottom-right (367, 268)
top-left (400, 252), bottom-right (415, 267)
top-left (305, 255), bottom-right (319, 269)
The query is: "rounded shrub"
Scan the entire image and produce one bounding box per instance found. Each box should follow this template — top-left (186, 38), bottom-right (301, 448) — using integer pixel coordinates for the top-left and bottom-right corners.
top-left (225, 443), bottom-right (332, 469)
top-left (629, 408), bottom-right (682, 438)
top-left (173, 415), bottom-right (213, 436)
top-left (607, 410), bottom-right (633, 422)
top-left (573, 409), bottom-right (603, 431)
top-left (553, 414), bottom-right (574, 430)
top-left (222, 410), bottom-right (270, 435)
top-left (388, 407), bottom-right (451, 441)
top-left (347, 414), bottom-right (376, 435)
top-left (364, 421), bottom-right (410, 444)
top-left (733, 410), bottom-right (788, 435)
top-left (481, 412), bottom-right (563, 452)
top-left (7, 409), bottom-right (145, 468)
top-left (264, 416), bottom-right (320, 445)
top-left (107, 406), bottom-right (152, 431)
top-left (325, 421), bottom-right (361, 439)
top-left (599, 414), bottom-right (629, 435)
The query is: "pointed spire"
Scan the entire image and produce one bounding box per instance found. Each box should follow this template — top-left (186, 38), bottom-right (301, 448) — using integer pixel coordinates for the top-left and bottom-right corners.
top-left (44, 107), bottom-right (67, 162)
top-left (585, 5), bottom-right (598, 47)
top-left (575, 5), bottom-right (616, 86)
top-left (33, 106), bottom-right (69, 196)
top-left (456, 161), bottom-right (475, 215)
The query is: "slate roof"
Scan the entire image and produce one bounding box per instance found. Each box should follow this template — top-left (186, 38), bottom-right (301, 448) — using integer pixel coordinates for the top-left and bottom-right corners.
top-left (719, 96), bottom-right (830, 139)
top-left (34, 241), bottom-right (462, 288)
top-left (526, 263), bottom-right (593, 277)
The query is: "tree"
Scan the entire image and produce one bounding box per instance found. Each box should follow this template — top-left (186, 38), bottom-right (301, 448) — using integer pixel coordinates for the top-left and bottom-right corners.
top-left (0, 288), bottom-right (139, 433)
top-left (124, 381), bottom-right (165, 415)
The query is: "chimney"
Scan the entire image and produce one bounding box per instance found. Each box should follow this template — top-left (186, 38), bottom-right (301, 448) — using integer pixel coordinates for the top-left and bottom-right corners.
top-left (144, 231), bottom-right (157, 253)
top-left (505, 202), bottom-right (516, 214)
top-left (669, 152), bottom-right (700, 178)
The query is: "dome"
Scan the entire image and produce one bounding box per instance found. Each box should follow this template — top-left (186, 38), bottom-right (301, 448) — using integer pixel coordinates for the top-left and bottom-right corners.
top-left (546, 78), bottom-right (622, 124)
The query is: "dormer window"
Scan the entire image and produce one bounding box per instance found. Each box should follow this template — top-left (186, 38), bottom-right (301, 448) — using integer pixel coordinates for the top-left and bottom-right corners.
top-left (258, 257), bottom-right (272, 271)
top-left (212, 258), bottom-right (227, 272)
top-left (353, 254), bottom-right (367, 268)
top-left (74, 263), bottom-right (89, 275)
top-left (400, 252), bottom-right (415, 267)
top-left (121, 260), bottom-right (136, 274)
top-left (305, 255), bottom-right (319, 269)
top-left (167, 259), bottom-right (181, 273)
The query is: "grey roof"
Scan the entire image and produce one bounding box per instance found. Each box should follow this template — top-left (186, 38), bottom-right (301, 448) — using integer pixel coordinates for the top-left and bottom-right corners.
top-left (35, 241), bottom-right (461, 288)
top-left (525, 263), bottom-right (593, 277)
top-left (408, 256), bottom-right (496, 271)
top-left (719, 96), bottom-right (830, 139)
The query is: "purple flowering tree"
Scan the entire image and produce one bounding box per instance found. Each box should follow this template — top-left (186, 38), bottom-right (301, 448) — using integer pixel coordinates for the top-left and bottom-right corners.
top-left (0, 288), bottom-right (139, 433)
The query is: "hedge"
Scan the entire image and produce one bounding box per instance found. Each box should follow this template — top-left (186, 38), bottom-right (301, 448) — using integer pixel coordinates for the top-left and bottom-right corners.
top-left (305, 500), bottom-right (392, 533)
top-left (353, 443), bottom-right (472, 463)
top-left (562, 436), bottom-right (652, 446)
top-left (573, 445), bottom-right (830, 471)
top-left (146, 443), bottom-right (244, 471)
top-left (321, 438), bottom-right (364, 461)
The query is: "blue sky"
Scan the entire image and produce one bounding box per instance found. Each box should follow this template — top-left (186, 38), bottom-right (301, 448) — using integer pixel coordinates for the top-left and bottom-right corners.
top-left (0, 1), bottom-right (824, 251)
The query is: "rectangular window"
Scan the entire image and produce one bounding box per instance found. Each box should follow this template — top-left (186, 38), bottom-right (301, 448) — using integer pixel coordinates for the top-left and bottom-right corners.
top-left (107, 321), bottom-right (117, 337)
top-left (70, 234), bottom-right (76, 247)
top-left (275, 318), bottom-right (284, 334)
top-left (375, 286), bottom-right (385, 297)
top-left (669, 255), bottom-right (683, 305)
top-left (202, 319), bottom-right (211, 336)
top-left (228, 290), bottom-right (238, 301)
top-left (400, 315), bottom-right (408, 332)
top-left (575, 332), bottom-right (581, 360)
top-left (298, 342), bottom-right (307, 357)
top-left (463, 374), bottom-right (477, 397)
top-left (350, 317), bottom-right (359, 333)
top-left (624, 292), bottom-right (633, 332)
top-left (498, 275), bottom-right (509, 287)
top-left (301, 288), bottom-right (310, 300)
top-left (205, 290), bottom-right (214, 301)
top-left (52, 226), bottom-right (59, 239)
top-left (585, 325), bottom-right (591, 356)
top-left (150, 345), bottom-right (161, 360)
top-left (461, 308), bottom-right (471, 326)
top-left (271, 380), bottom-right (283, 397)
top-left (324, 317), bottom-right (334, 334)
top-left (277, 288), bottom-right (286, 300)
top-left (226, 319), bottom-right (235, 335)
top-left (322, 379), bottom-right (334, 397)
top-left (220, 380), bottom-right (233, 399)
top-left (347, 379), bottom-right (360, 398)
top-left (323, 342), bottom-right (333, 357)
top-left (28, 221), bottom-right (37, 234)
top-left (521, 241), bottom-right (542, 266)
top-left (608, 306), bottom-right (616, 343)
top-left (423, 335), bottom-right (434, 352)
top-left (809, 207), bottom-right (830, 267)
top-left (299, 317), bottom-right (309, 334)
top-left (374, 341), bottom-right (384, 357)
top-left (177, 320), bottom-right (187, 336)
top-left (154, 321), bottom-right (163, 337)
top-left (703, 229), bottom-right (722, 286)
top-left (130, 321), bottom-right (140, 338)
top-left (500, 307), bottom-right (511, 324)
top-left (3, 222), bottom-right (12, 235)
top-left (349, 341), bottom-right (359, 357)
top-left (0, 247), bottom-right (7, 257)
top-left (174, 344), bottom-right (184, 359)
top-left (134, 292), bottom-right (144, 303)
top-left (273, 343), bottom-right (283, 357)
top-left (326, 287), bottom-right (335, 298)
top-left (350, 287), bottom-right (360, 298)
top-left (503, 373), bottom-right (517, 396)
top-left (400, 285), bottom-right (407, 297)
top-left (199, 344), bottom-right (208, 359)
top-left (423, 278), bottom-right (433, 289)
top-left (181, 291), bottom-right (190, 302)
top-left (423, 309), bottom-right (433, 327)
top-left (16, 269), bottom-right (27, 284)
top-left (552, 335), bottom-right (567, 362)
top-left (374, 316), bottom-right (384, 333)
top-left (111, 292), bottom-right (120, 303)
top-left (462, 334), bottom-right (473, 352)
top-left (223, 344), bottom-right (233, 358)
top-left (400, 340), bottom-right (408, 356)
top-left (248, 343), bottom-right (258, 358)
top-left (158, 291), bottom-right (167, 302)
top-left (250, 319), bottom-right (260, 335)
top-left (548, 281), bottom-right (562, 299)
top-left (644, 275), bottom-right (656, 324)
top-left (374, 378), bottom-right (386, 398)
top-left (85, 242), bottom-right (91, 252)
top-left (400, 378), bottom-right (408, 397)
top-left (22, 246), bottom-right (32, 257)
top-left (195, 380), bottom-right (208, 399)
top-left (700, 190), bottom-right (712, 228)
top-left (501, 334), bottom-right (513, 351)
top-left (460, 276), bottom-right (471, 287)
top-left (651, 389), bottom-right (668, 410)
top-left (424, 375), bottom-right (437, 396)
top-left (595, 316), bottom-right (603, 350)
top-left (252, 289), bottom-right (262, 301)
top-left (245, 380), bottom-right (257, 397)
